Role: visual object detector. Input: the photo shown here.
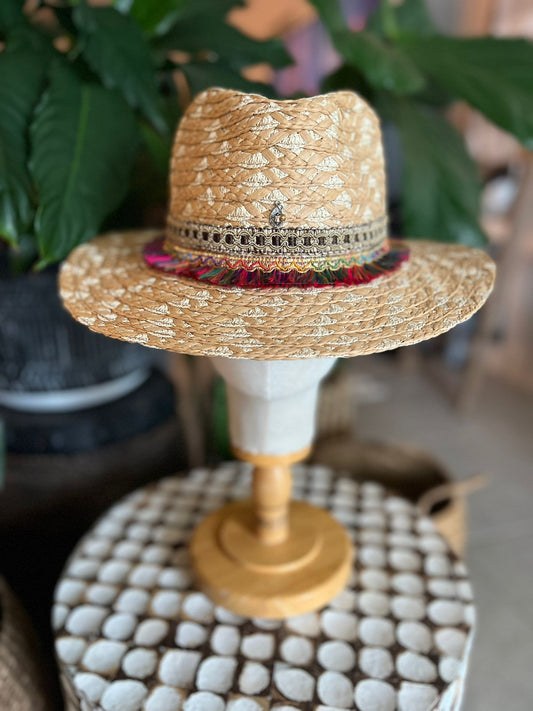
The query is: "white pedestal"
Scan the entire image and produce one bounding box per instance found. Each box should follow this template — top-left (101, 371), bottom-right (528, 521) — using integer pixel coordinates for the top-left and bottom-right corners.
top-left (191, 355), bottom-right (351, 618)
top-left (211, 357), bottom-right (336, 456)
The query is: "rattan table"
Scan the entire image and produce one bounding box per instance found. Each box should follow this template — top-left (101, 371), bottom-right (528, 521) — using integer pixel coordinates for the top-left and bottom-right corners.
top-left (53, 463), bottom-right (475, 711)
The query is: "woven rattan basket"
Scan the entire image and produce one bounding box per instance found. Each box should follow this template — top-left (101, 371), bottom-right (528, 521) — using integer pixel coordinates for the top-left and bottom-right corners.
top-left (429, 493), bottom-right (467, 556)
top-left (312, 435), bottom-right (470, 555)
top-left (0, 578), bottom-right (53, 711)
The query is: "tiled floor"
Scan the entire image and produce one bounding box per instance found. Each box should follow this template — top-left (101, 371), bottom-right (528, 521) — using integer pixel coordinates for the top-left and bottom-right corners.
top-left (353, 355), bottom-right (533, 711)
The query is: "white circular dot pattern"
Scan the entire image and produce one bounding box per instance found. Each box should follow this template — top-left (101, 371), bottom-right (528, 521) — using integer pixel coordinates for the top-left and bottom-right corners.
top-left (53, 464), bottom-right (473, 710)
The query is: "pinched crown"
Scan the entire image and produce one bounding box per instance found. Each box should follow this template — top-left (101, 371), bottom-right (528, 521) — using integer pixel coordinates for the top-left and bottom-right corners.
top-left (148, 88), bottom-right (402, 288)
top-left (167, 88), bottom-right (386, 231)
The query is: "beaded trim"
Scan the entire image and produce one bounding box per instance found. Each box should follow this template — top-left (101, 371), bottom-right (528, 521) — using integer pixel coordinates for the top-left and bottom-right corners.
top-left (166, 215), bottom-right (388, 258)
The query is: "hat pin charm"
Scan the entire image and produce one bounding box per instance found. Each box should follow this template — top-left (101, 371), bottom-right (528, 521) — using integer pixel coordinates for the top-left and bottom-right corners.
top-left (269, 201), bottom-right (286, 228)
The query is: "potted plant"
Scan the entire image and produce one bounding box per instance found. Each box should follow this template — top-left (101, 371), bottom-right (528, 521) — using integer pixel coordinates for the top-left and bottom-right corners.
top-left (3, 0), bottom-right (533, 440)
top-left (310, 0), bottom-right (533, 247)
top-left (0, 0), bottom-right (289, 435)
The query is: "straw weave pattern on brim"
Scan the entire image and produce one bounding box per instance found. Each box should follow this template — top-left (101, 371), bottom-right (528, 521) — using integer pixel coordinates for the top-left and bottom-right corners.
top-left (60, 230), bottom-right (495, 361)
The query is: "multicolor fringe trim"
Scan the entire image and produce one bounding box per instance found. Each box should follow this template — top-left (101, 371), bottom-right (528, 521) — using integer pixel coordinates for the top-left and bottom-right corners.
top-left (143, 237), bottom-right (409, 289)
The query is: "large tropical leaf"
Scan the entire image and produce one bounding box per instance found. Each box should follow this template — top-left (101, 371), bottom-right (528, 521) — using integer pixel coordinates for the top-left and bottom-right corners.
top-left (309, 0), bottom-right (424, 95)
top-left (383, 97), bottom-right (486, 247)
top-left (156, 18), bottom-right (291, 69)
top-left (0, 49), bottom-right (49, 245)
top-left (392, 0), bottom-right (436, 35)
top-left (115, 0), bottom-right (244, 36)
top-left (116, 0), bottom-right (187, 36)
top-left (338, 30), bottom-right (425, 95)
top-left (140, 0), bottom-right (191, 36)
top-left (401, 35), bottom-right (533, 148)
top-left (0, 0), bottom-right (24, 36)
top-left (30, 64), bottom-right (140, 267)
top-left (73, 2), bottom-right (166, 133)
top-left (321, 64), bottom-right (374, 101)
top-left (367, 0), bottom-right (435, 37)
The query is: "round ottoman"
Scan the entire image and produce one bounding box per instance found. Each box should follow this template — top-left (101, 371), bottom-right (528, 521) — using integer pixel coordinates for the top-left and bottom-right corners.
top-left (52, 463), bottom-right (475, 711)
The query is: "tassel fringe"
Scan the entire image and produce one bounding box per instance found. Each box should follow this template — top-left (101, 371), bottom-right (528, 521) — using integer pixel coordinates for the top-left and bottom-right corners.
top-left (144, 237), bottom-right (409, 289)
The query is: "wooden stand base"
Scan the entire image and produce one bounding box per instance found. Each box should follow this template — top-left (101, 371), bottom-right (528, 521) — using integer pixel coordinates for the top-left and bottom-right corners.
top-left (191, 499), bottom-right (353, 619)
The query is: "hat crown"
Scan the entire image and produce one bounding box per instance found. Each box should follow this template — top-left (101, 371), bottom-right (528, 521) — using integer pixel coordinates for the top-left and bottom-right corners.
top-left (168, 88), bottom-right (386, 231)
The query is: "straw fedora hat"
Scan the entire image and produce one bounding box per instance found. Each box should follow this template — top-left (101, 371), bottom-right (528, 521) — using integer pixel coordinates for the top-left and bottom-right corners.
top-left (60, 88), bottom-right (495, 360)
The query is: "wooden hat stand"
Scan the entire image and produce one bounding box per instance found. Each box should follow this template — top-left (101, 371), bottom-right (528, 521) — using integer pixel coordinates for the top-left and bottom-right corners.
top-left (191, 357), bottom-right (353, 619)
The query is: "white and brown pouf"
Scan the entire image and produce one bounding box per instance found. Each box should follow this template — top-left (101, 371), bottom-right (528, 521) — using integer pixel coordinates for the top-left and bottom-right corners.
top-left (53, 464), bottom-right (475, 711)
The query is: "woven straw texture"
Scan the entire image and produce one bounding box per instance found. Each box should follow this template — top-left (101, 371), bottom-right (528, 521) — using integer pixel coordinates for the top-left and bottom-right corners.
top-left (0, 578), bottom-right (53, 711)
top-left (169, 89), bottom-right (385, 228)
top-left (60, 230), bottom-right (495, 360)
top-left (53, 464), bottom-right (474, 711)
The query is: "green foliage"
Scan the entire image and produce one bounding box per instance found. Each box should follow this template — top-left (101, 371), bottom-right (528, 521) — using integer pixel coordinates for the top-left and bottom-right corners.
top-left (0, 0), bottom-right (287, 271)
top-left (334, 29), bottom-right (425, 94)
top-left (117, 0), bottom-right (189, 36)
top-left (156, 18), bottom-right (291, 70)
top-left (3, 0), bottom-right (533, 268)
top-left (313, 0), bottom-right (533, 247)
top-left (382, 98), bottom-right (486, 247)
top-left (310, 0), bottom-right (424, 94)
top-left (73, 2), bottom-right (167, 133)
top-left (30, 64), bottom-right (139, 268)
top-left (117, 0), bottom-right (244, 36)
top-left (0, 0), bottom-right (25, 35)
top-left (371, 0), bottom-right (436, 37)
top-left (180, 61), bottom-right (278, 98)
top-left (401, 35), bottom-right (533, 149)
top-left (211, 377), bottom-right (232, 460)
top-left (0, 48), bottom-right (50, 245)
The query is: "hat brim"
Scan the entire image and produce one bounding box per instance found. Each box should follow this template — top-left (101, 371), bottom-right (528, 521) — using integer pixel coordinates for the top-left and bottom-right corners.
top-left (60, 230), bottom-right (495, 360)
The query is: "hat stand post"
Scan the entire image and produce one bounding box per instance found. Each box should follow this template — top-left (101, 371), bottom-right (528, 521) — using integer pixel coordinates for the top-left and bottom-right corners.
top-left (190, 357), bottom-right (353, 619)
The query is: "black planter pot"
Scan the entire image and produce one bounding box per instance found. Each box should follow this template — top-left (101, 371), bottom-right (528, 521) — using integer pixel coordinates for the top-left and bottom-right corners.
top-left (0, 266), bottom-right (152, 395)
top-left (0, 262), bottom-right (167, 454)
top-left (2, 368), bottom-right (175, 454)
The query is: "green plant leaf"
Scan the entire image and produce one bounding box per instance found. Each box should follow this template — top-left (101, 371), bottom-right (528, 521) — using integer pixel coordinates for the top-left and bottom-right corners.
top-left (338, 30), bottom-right (425, 94)
top-left (30, 64), bottom-right (140, 267)
top-left (157, 0), bottom-right (245, 23)
top-left (73, 2), bottom-right (167, 133)
top-left (116, 0), bottom-right (244, 36)
top-left (140, 121), bottom-right (173, 177)
top-left (401, 35), bottom-right (533, 148)
top-left (392, 0), bottom-right (436, 36)
top-left (156, 18), bottom-right (291, 69)
top-left (0, 49), bottom-right (49, 245)
top-left (0, 0), bottom-right (25, 36)
top-left (320, 63), bottom-right (374, 101)
top-left (309, 0), bottom-right (425, 94)
top-left (382, 97), bottom-right (486, 247)
top-left (180, 61), bottom-right (276, 98)
top-left (7, 22), bottom-right (58, 55)
top-left (120, 0), bottom-right (187, 36)
top-left (113, 0), bottom-right (134, 12)
top-left (7, 233), bottom-right (38, 274)
top-left (307, 0), bottom-right (346, 35)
